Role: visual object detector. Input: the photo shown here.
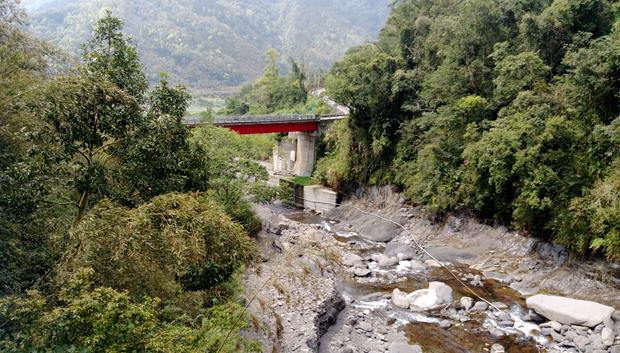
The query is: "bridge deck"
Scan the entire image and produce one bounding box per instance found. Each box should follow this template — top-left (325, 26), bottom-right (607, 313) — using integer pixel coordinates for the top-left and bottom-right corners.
top-left (214, 114), bottom-right (318, 125)
top-left (183, 114), bottom-right (346, 134)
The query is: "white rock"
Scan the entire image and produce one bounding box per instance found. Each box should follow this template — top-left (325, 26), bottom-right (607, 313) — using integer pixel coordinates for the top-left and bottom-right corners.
top-left (397, 252), bottom-right (412, 261)
top-left (407, 282), bottom-right (453, 311)
top-left (424, 259), bottom-right (442, 267)
top-left (549, 321), bottom-right (562, 332)
top-left (490, 344), bottom-right (505, 353)
top-left (429, 281), bottom-right (453, 304)
top-left (526, 295), bottom-right (615, 328)
top-left (409, 260), bottom-right (427, 271)
top-left (471, 301), bottom-right (489, 312)
top-left (460, 296), bottom-right (474, 310)
top-left (392, 289), bottom-right (410, 309)
top-left (602, 327), bottom-right (615, 347)
top-left (407, 289), bottom-right (439, 311)
top-left (388, 343), bottom-right (423, 353)
top-left (353, 267), bottom-right (371, 277)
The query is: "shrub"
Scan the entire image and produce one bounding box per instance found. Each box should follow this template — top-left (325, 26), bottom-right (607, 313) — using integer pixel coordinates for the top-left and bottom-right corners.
top-left (58, 193), bottom-right (256, 301)
top-left (0, 268), bottom-right (261, 353)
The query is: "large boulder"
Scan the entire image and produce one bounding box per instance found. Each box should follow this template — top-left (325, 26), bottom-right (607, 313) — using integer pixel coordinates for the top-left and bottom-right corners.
top-left (385, 241), bottom-right (417, 260)
top-left (356, 216), bottom-right (409, 242)
top-left (407, 289), bottom-right (439, 311)
top-left (526, 295), bottom-right (615, 328)
top-left (392, 288), bottom-right (409, 309)
top-left (407, 282), bottom-right (453, 311)
top-left (429, 281), bottom-right (453, 304)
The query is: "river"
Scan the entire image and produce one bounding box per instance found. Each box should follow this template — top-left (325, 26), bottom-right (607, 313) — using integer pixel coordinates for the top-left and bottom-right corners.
top-left (244, 188), bottom-right (620, 353)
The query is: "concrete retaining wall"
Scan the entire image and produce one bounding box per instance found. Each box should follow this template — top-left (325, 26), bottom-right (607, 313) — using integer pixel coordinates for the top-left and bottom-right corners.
top-left (303, 185), bottom-right (338, 213)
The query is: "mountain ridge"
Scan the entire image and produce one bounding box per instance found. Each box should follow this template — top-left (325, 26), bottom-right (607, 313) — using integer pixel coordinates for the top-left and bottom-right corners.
top-left (24, 0), bottom-right (391, 93)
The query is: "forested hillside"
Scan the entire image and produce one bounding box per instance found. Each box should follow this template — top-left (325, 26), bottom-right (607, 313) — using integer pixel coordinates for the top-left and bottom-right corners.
top-left (1, 2), bottom-right (279, 350)
top-left (319, 0), bottom-right (620, 260)
top-left (24, 0), bottom-right (390, 92)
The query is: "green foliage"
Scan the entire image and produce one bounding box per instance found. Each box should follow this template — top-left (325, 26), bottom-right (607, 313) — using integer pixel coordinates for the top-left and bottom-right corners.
top-left (493, 51), bottom-right (550, 104)
top-left (1, 7), bottom-right (264, 352)
top-left (557, 161), bottom-right (620, 261)
top-left (221, 50), bottom-right (312, 115)
top-left (41, 75), bottom-right (140, 222)
top-left (314, 118), bottom-right (353, 189)
top-left (0, 269), bottom-right (260, 353)
top-left (58, 193), bottom-right (256, 301)
top-left (81, 10), bottom-right (148, 100)
top-left (0, 0), bottom-right (74, 294)
top-left (319, 0), bottom-right (620, 260)
top-left (113, 76), bottom-right (193, 206)
top-left (289, 176), bottom-right (318, 186)
top-left (188, 125), bottom-right (274, 234)
top-left (324, 45), bottom-right (401, 184)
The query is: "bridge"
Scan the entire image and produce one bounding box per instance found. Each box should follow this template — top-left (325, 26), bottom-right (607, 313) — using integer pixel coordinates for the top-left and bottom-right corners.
top-left (184, 114), bottom-right (346, 134)
top-left (183, 113), bottom-right (347, 177)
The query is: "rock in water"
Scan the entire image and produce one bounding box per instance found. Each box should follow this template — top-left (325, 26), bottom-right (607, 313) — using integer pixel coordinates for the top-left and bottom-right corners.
top-left (407, 282), bottom-right (453, 311)
top-left (526, 294), bottom-right (615, 328)
top-left (407, 289), bottom-right (439, 311)
top-left (470, 301), bottom-right (489, 312)
top-left (353, 267), bottom-right (371, 277)
top-left (392, 289), bottom-right (409, 309)
top-left (424, 259), bottom-right (442, 267)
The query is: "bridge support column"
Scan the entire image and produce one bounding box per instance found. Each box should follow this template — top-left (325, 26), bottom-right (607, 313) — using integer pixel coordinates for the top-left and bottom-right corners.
top-left (272, 132), bottom-right (317, 177)
top-left (293, 131), bottom-right (317, 177)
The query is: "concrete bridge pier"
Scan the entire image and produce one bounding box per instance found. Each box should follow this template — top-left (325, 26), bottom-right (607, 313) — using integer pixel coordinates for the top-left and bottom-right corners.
top-left (273, 131), bottom-right (317, 177)
top-left (293, 131), bottom-right (317, 177)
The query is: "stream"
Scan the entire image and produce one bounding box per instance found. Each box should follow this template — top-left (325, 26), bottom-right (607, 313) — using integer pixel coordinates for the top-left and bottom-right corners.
top-left (285, 210), bottom-right (545, 353)
top-left (246, 194), bottom-right (619, 353)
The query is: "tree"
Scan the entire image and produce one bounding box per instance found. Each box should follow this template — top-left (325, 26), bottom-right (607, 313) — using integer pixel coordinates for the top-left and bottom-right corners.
top-left (113, 75), bottom-right (192, 205)
top-left (41, 76), bottom-right (140, 223)
top-left (58, 193), bottom-right (256, 300)
top-left (81, 10), bottom-right (148, 100)
top-left (493, 51), bottom-right (550, 105)
top-left (0, 0), bottom-right (68, 294)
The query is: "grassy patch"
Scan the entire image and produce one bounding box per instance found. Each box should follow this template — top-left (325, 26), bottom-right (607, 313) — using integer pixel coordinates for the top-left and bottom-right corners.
top-left (288, 176), bottom-right (318, 186)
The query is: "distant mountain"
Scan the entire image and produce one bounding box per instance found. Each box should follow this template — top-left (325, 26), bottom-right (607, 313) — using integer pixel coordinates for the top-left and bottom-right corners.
top-left (24, 0), bottom-right (391, 93)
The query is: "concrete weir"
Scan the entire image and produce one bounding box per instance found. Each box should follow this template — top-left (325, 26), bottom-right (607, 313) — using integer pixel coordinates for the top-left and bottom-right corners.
top-left (303, 185), bottom-right (338, 213)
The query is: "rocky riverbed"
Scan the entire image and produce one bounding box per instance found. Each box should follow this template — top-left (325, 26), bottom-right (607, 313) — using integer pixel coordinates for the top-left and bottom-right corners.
top-left (244, 187), bottom-right (620, 353)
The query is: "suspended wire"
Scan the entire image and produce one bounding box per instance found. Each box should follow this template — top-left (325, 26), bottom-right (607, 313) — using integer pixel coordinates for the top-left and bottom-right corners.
top-left (216, 197), bottom-right (503, 352)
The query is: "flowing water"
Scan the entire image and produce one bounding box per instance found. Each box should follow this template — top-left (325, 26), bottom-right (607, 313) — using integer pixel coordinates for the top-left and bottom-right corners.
top-left (285, 210), bottom-right (546, 353)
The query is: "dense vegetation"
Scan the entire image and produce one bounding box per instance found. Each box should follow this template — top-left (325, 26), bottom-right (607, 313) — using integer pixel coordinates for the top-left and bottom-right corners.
top-left (221, 49), bottom-right (334, 116)
top-left (1, 3), bottom-right (271, 351)
top-left (25, 0), bottom-right (391, 91)
top-left (319, 0), bottom-right (620, 260)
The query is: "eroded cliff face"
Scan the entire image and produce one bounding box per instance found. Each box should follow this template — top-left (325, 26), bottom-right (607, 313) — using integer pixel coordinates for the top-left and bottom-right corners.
top-left (244, 187), bottom-right (619, 353)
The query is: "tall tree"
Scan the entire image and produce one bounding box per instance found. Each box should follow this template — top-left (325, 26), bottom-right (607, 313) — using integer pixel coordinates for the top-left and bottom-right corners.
top-left (113, 75), bottom-right (192, 205)
top-left (81, 10), bottom-right (147, 100)
top-left (41, 76), bottom-right (139, 223)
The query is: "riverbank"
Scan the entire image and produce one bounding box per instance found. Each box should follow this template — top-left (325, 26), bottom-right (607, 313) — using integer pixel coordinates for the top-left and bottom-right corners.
top-left (243, 187), bottom-right (619, 353)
